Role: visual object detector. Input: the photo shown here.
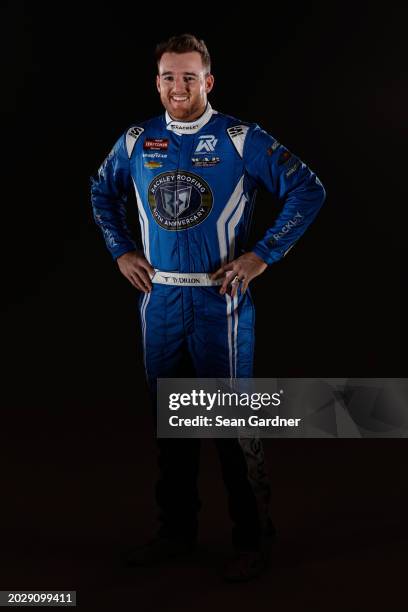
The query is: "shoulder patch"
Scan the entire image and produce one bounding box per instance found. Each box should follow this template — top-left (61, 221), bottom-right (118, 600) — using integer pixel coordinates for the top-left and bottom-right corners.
top-left (227, 125), bottom-right (250, 158)
top-left (126, 126), bottom-right (144, 158)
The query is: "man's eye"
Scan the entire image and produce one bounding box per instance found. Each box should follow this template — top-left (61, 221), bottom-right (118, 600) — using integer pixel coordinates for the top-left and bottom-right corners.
top-left (163, 76), bottom-right (173, 81)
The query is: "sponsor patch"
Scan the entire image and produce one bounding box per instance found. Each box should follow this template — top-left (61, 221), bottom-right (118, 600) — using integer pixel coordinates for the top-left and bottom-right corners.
top-left (267, 141), bottom-right (280, 155)
top-left (94, 213), bottom-right (118, 248)
top-left (194, 135), bottom-right (218, 153)
top-left (285, 161), bottom-right (300, 178)
top-left (192, 156), bottom-right (221, 167)
top-left (227, 125), bottom-right (250, 158)
top-left (278, 150), bottom-right (293, 165)
top-left (144, 161), bottom-right (163, 169)
top-left (126, 126), bottom-right (144, 158)
top-left (128, 126), bottom-right (144, 139)
top-left (228, 125), bottom-right (245, 138)
top-left (144, 138), bottom-right (169, 150)
top-left (271, 211), bottom-right (304, 241)
top-left (98, 148), bottom-right (115, 178)
top-left (168, 122), bottom-right (200, 132)
top-left (142, 152), bottom-right (167, 159)
top-left (148, 171), bottom-right (213, 231)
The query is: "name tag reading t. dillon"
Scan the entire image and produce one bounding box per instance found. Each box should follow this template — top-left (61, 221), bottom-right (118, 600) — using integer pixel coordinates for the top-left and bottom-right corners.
top-left (151, 271), bottom-right (223, 286)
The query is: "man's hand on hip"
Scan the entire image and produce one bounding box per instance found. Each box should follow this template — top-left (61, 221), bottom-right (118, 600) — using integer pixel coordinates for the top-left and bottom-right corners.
top-left (117, 250), bottom-right (154, 292)
top-left (211, 252), bottom-right (268, 297)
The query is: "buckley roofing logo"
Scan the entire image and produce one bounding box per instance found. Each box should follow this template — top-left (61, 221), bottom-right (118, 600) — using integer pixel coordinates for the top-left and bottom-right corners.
top-left (272, 211), bottom-right (304, 241)
top-left (148, 171), bottom-right (213, 231)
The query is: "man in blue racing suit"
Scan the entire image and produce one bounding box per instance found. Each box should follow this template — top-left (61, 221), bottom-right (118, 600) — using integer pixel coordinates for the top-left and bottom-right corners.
top-left (91, 33), bottom-right (325, 581)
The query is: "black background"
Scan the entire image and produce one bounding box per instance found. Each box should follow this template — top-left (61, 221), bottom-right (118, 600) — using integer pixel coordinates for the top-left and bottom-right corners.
top-left (1, 1), bottom-right (407, 608)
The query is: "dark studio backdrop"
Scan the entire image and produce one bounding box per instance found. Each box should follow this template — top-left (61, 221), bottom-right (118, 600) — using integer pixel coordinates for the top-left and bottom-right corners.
top-left (1, 0), bottom-right (407, 606)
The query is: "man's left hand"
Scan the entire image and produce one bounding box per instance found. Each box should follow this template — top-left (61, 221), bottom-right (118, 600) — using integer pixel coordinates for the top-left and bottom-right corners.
top-left (211, 252), bottom-right (268, 297)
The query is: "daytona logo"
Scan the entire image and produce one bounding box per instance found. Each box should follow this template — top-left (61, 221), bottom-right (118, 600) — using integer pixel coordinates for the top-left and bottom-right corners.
top-left (144, 138), bottom-right (169, 150)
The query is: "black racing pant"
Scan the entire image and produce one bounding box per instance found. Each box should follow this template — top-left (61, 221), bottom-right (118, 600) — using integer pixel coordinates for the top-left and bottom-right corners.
top-left (155, 436), bottom-right (271, 550)
top-left (140, 289), bottom-right (272, 551)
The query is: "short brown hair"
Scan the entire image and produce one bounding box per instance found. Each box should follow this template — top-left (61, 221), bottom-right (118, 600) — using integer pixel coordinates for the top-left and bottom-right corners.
top-left (155, 33), bottom-right (211, 73)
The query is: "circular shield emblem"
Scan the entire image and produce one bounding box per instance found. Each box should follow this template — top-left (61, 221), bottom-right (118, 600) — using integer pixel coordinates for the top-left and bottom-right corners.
top-left (148, 171), bottom-right (213, 231)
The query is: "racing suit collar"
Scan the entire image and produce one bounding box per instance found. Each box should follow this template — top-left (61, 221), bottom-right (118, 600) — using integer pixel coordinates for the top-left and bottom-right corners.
top-left (165, 103), bottom-right (215, 135)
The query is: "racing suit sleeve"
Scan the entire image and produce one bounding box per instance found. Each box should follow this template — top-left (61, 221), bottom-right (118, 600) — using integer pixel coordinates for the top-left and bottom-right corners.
top-left (244, 125), bottom-right (326, 265)
top-left (90, 133), bottom-right (138, 260)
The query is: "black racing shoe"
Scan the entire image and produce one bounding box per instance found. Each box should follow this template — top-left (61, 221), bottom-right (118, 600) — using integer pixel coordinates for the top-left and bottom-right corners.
top-left (124, 536), bottom-right (197, 567)
top-left (224, 518), bottom-right (277, 582)
top-left (223, 549), bottom-right (267, 583)
top-left (261, 518), bottom-right (277, 561)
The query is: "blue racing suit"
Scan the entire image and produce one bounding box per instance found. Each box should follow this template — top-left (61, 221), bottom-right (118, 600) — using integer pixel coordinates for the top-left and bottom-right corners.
top-left (91, 103), bottom-right (326, 547)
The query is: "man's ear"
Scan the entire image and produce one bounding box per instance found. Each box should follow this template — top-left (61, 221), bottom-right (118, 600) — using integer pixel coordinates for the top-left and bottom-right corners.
top-left (156, 74), bottom-right (161, 93)
top-left (205, 73), bottom-right (215, 94)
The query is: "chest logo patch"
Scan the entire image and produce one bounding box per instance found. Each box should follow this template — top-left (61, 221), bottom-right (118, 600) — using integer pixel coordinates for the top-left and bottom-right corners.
top-left (192, 156), bottom-right (220, 167)
top-left (194, 135), bottom-right (218, 153)
top-left (144, 161), bottom-right (163, 169)
top-left (148, 171), bottom-right (213, 231)
top-left (144, 138), bottom-right (169, 150)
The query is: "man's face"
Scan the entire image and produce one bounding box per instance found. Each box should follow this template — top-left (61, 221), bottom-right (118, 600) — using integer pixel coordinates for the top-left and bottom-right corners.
top-left (156, 51), bottom-right (214, 122)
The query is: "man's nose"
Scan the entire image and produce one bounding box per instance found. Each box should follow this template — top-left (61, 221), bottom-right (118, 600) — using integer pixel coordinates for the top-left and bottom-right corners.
top-left (172, 75), bottom-right (188, 91)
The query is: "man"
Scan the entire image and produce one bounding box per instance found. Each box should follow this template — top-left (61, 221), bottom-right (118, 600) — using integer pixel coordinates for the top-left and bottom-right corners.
top-left (91, 33), bottom-right (325, 581)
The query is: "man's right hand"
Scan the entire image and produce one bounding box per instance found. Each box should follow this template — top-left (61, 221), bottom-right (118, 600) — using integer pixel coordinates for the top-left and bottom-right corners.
top-left (116, 250), bottom-right (154, 292)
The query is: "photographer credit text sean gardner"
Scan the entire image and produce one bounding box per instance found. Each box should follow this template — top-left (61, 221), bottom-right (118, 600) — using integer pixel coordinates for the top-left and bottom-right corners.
top-left (168, 415), bottom-right (301, 427)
